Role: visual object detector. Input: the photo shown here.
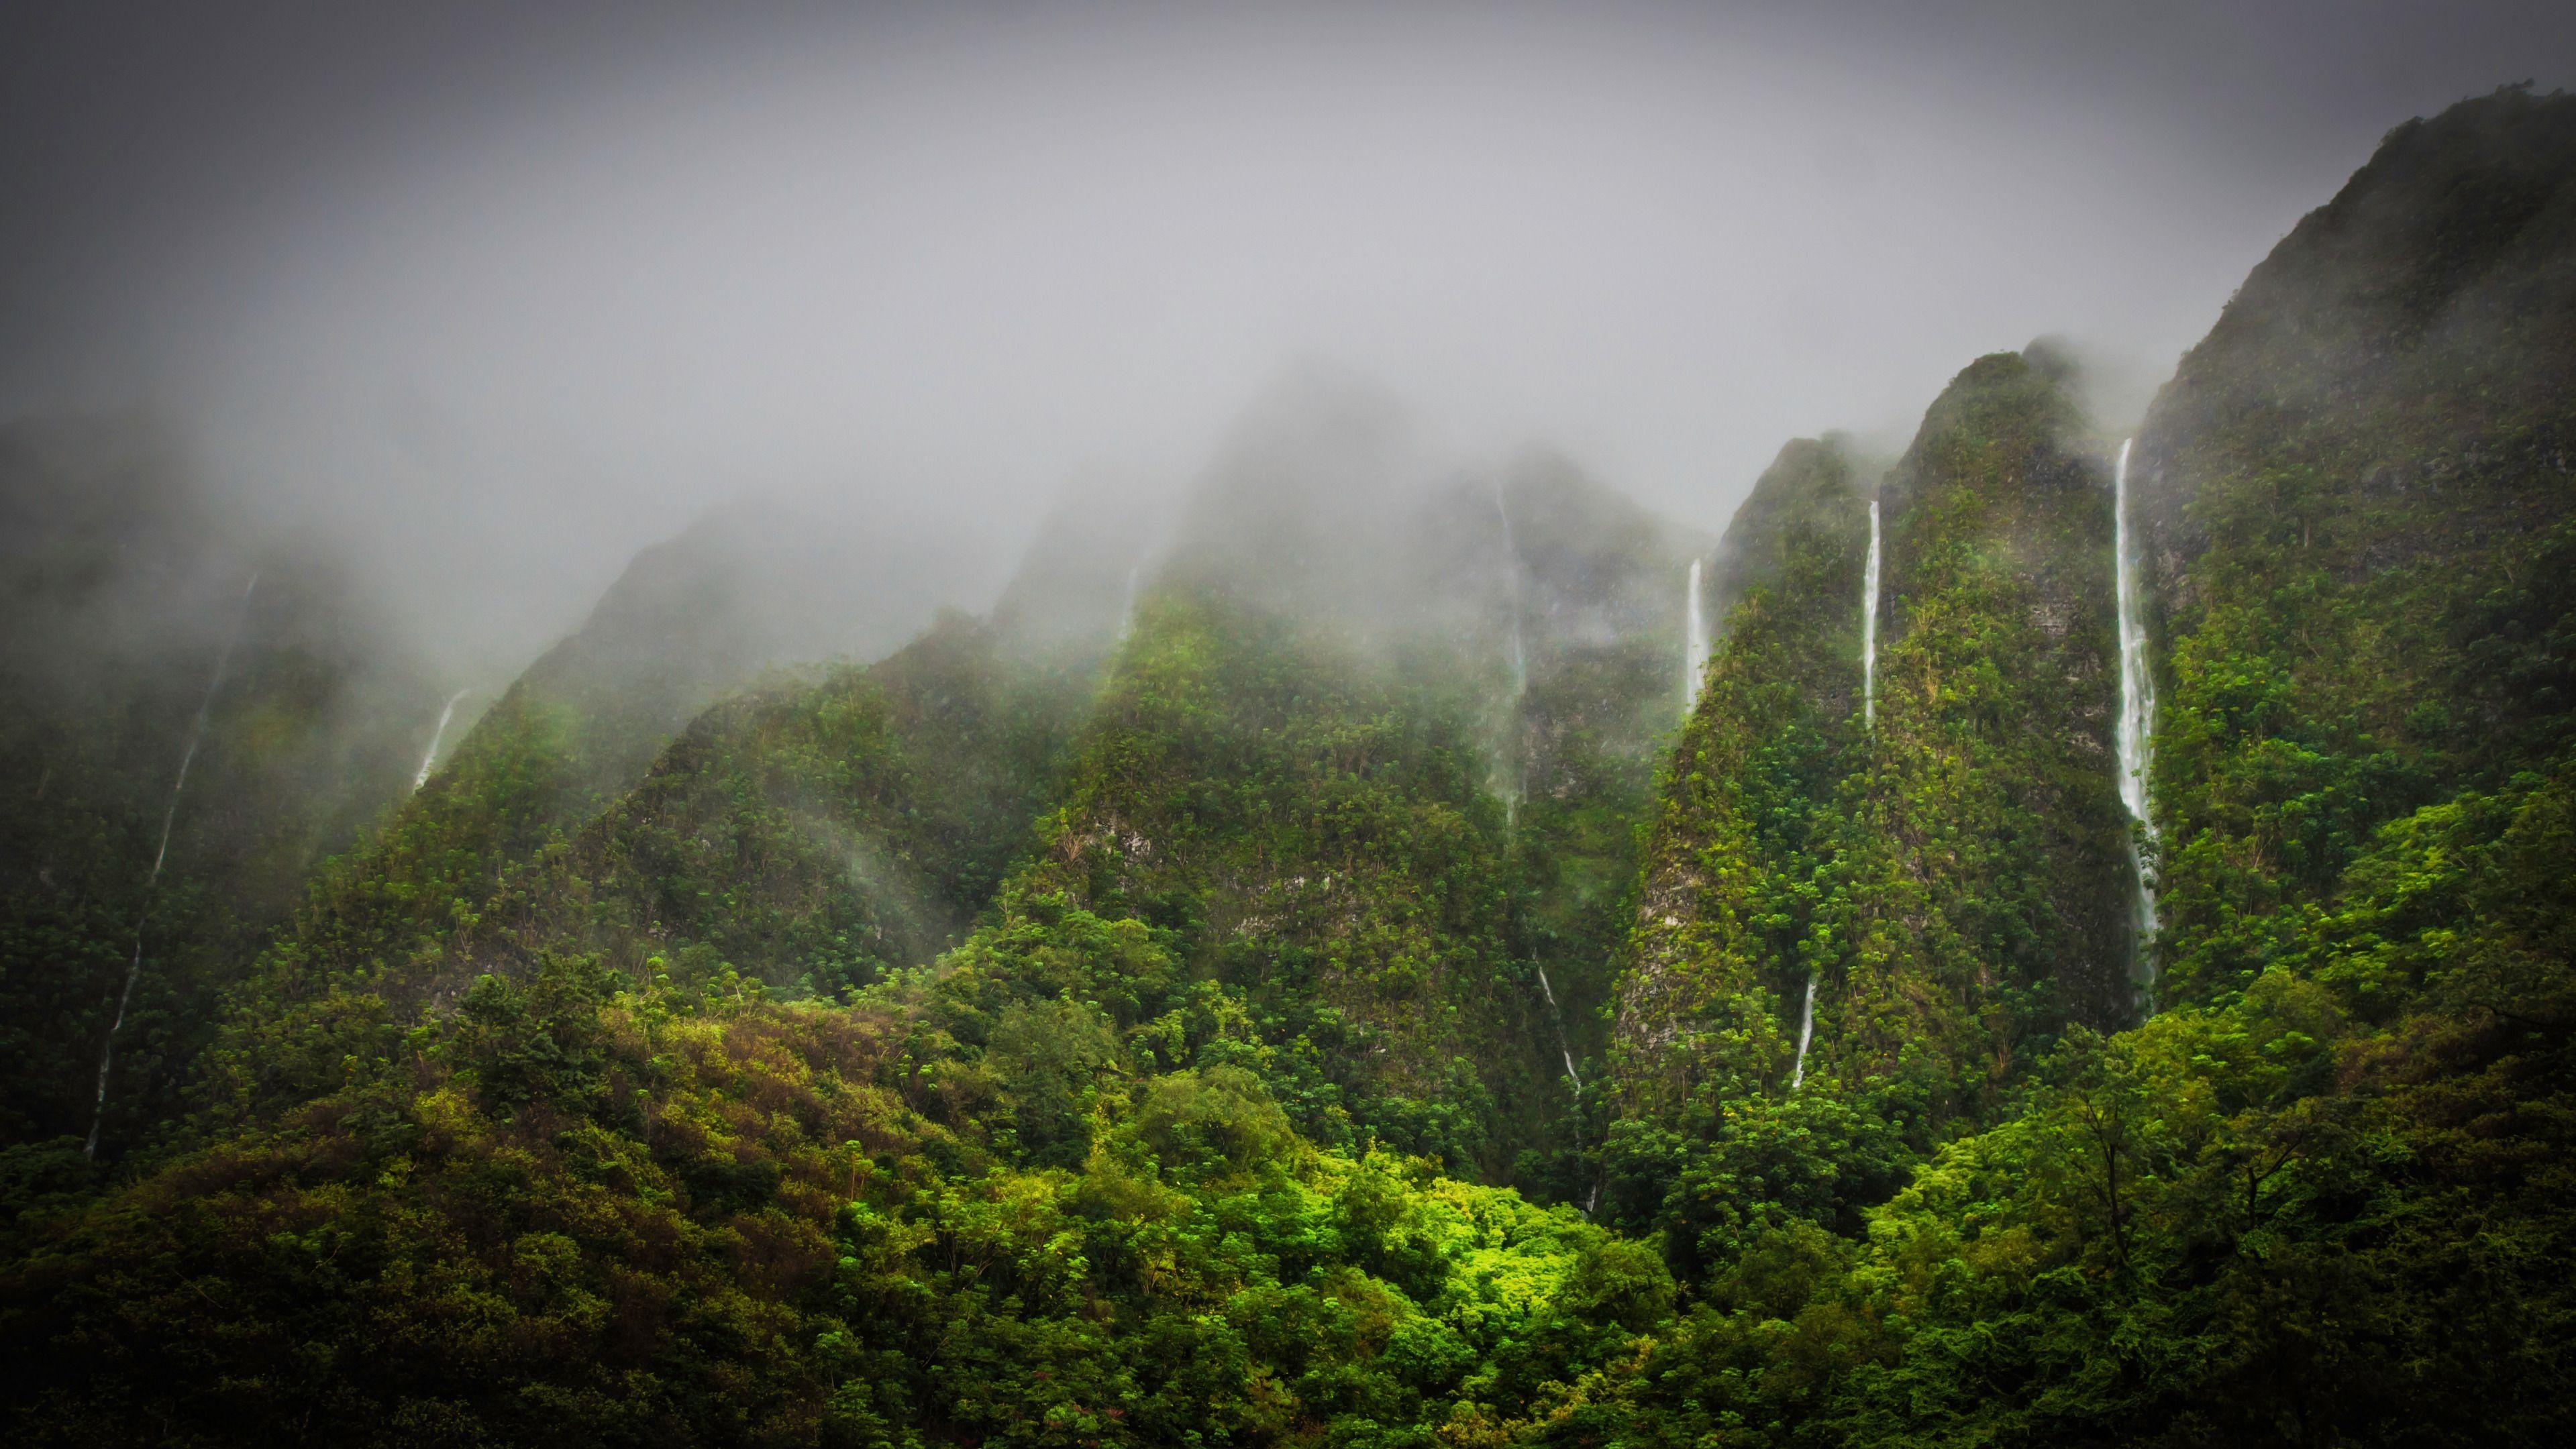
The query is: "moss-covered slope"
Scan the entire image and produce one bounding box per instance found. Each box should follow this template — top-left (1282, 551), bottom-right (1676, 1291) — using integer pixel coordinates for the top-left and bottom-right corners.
top-left (1806, 349), bottom-right (2131, 1104)
top-left (950, 588), bottom-right (1535, 1173)
top-left (1614, 437), bottom-right (1869, 1110)
top-left (1617, 352), bottom-right (2129, 1127)
top-left (2134, 83), bottom-right (2576, 1005)
top-left (207, 615), bottom-right (1091, 1126)
top-left (1146, 374), bottom-right (1716, 1172)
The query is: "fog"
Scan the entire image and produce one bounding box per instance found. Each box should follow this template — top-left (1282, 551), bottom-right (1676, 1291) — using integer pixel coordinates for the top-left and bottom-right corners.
top-left (5, 0), bottom-right (2573, 679)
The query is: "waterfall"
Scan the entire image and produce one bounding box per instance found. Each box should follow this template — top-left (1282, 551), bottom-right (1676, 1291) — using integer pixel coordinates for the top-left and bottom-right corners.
top-left (1861, 498), bottom-right (1882, 729)
top-left (1118, 561), bottom-right (1143, 641)
top-left (413, 689), bottom-right (472, 790)
top-left (1682, 558), bottom-right (1708, 717)
top-left (2113, 438), bottom-right (2161, 973)
top-left (1790, 972), bottom-right (1818, 1089)
top-left (1795, 501), bottom-right (1849, 1091)
top-left (1534, 965), bottom-right (1582, 1091)
top-left (88, 573), bottom-right (257, 1159)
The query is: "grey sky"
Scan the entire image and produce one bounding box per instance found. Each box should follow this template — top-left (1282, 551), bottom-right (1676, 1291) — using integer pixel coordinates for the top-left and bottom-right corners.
top-left (5, 1), bottom-right (2572, 675)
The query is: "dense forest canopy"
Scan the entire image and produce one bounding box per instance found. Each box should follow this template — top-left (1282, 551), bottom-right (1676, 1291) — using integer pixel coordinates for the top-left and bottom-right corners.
top-left (3, 83), bottom-right (2575, 1449)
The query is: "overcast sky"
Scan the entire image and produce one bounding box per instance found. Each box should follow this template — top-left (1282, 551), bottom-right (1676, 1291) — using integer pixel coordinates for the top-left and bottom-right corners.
top-left (5, 1), bottom-right (2573, 674)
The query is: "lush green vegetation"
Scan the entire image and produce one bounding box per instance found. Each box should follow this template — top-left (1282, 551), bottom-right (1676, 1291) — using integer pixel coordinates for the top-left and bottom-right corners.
top-left (1614, 437), bottom-right (1867, 1112)
top-left (5, 86), bottom-right (2575, 1449)
top-left (1586, 85), bottom-right (2576, 1445)
top-left (199, 614), bottom-right (1092, 1132)
top-left (965, 589), bottom-right (1533, 1173)
top-left (1821, 348), bottom-right (2134, 1092)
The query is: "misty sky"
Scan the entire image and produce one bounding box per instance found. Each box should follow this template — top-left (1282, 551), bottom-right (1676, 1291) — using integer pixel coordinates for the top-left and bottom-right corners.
top-left (6, 1), bottom-right (2574, 676)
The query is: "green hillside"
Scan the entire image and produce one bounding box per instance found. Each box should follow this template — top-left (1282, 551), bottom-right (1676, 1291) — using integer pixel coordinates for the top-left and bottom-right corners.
top-left (3, 85), bottom-right (2575, 1449)
top-left (203, 612), bottom-right (1093, 1131)
top-left (1615, 435), bottom-right (1869, 1114)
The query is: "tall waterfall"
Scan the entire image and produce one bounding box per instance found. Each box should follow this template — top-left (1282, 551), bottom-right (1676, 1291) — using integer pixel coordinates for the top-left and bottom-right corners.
top-left (1682, 558), bottom-right (1708, 717)
top-left (1861, 498), bottom-right (1882, 729)
top-left (413, 689), bottom-right (472, 791)
top-left (88, 573), bottom-right (256, 1158)
top-left (2113, 438), bottom-right (2161, 971)
top-left (1118, 561), bottom-right (1143, 641)
top-left (1790, 972), bottom-right (1818, 1089)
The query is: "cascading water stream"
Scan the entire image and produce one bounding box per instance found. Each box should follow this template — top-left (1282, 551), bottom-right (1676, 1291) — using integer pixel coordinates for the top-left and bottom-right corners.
top-left (1682, 557), bottom-right (1708, 717)
top-left (1861, 498), bottom-right (1882, 730)
top-left (87, 573), bottom-right (257, 1158)
top-left (1790, 972), bottom-right (1818, 1089)
top-left (1118, 561), bottom-right (1143, 641)
top-left (1788, 498), bottom-right (1884, 1090)
top-left (413, 689), bottom-right (472, 791)
top-left (1533, 966), bottom-right (1582, 1091)
top-left (2113, 439), bottom-right (2161, 977)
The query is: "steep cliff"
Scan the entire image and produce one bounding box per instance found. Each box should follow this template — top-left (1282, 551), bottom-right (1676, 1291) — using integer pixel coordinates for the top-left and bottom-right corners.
top-left (1809, 349), bottom-right (2130, 1104)
top-left (2134, 83), bottom-right (2576, 1004)
top-left (1616, 437), bottom-right (1869, 1109)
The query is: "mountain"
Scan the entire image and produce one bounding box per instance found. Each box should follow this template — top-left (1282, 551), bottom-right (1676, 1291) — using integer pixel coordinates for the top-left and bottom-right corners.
top-left (211, 591), bottom-right (1096, 1131)
top-left (437, 493), bottom-right (991, 835)
top-left (185, 494), bottom-right (1007, 1116)
top-left (1838, 346), bottom-right (2132, 1074)
top-left (1615, 435), bottom-right (1870, 1113)
top-left (1619, 346), bottom-right (2131, 1124)
top-left (7, 87), bottom-right (2576, 1449)
top-left (1155, 371), bottom-right (1716, 1174)
top-left (0, 416), bottom-right (440, 1153)
top-left (1574, 85), bottom-right (2576, 1443)
top-left (2132, 83), bottom-right (2576, 1005)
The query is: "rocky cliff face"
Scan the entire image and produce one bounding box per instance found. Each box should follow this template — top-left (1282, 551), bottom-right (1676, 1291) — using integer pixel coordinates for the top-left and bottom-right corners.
top-left (1141, 373), bottom-right (1718, 1155)
top-left (2133, 85), bottom-right (2576, 1004)
top-left (1822, 350), bottom-right (2130, 1100)
top-left (1616, 350), bottom-right (2130, 1125)
top-left (1615, 436), bottom-right (1868, 1109)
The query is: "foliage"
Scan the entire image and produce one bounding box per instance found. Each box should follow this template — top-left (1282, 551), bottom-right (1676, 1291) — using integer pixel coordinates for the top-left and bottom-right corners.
top-left (8, 85), bottom-right (2576, 1449)
top-left (966, 589), bottom-right (1535, 1175)
top-left (2, 953), bottom-right (1667, 1448)
top-left (1616, 438), bottom-right (1865, 1110)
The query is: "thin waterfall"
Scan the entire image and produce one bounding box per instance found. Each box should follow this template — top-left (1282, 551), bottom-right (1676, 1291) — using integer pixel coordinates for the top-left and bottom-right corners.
top-left (1796, 497), bottom-right (1876, 1087)
top-left (2113, 439), bottom-right (2161, 973)
top-left (1790, 972), bottom-right (1818, 1089)
top-left (1861, 498), bottom-right (1882, 729)
top-left (88, 573), bottom-right (257, 1158)
top-left (413, 689), bottom-right (472, 791)
top-left (1682, 557), bottom-right (1708, 717)
top-left (1534, 965), bottom-right (1582, 1091)
top-left (1118, 561), bottom-right (1143, 641)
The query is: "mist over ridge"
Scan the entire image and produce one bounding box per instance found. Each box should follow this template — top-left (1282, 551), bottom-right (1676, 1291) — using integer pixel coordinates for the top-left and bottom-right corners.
top-left (5, 1), bottom-right (2573, 683)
